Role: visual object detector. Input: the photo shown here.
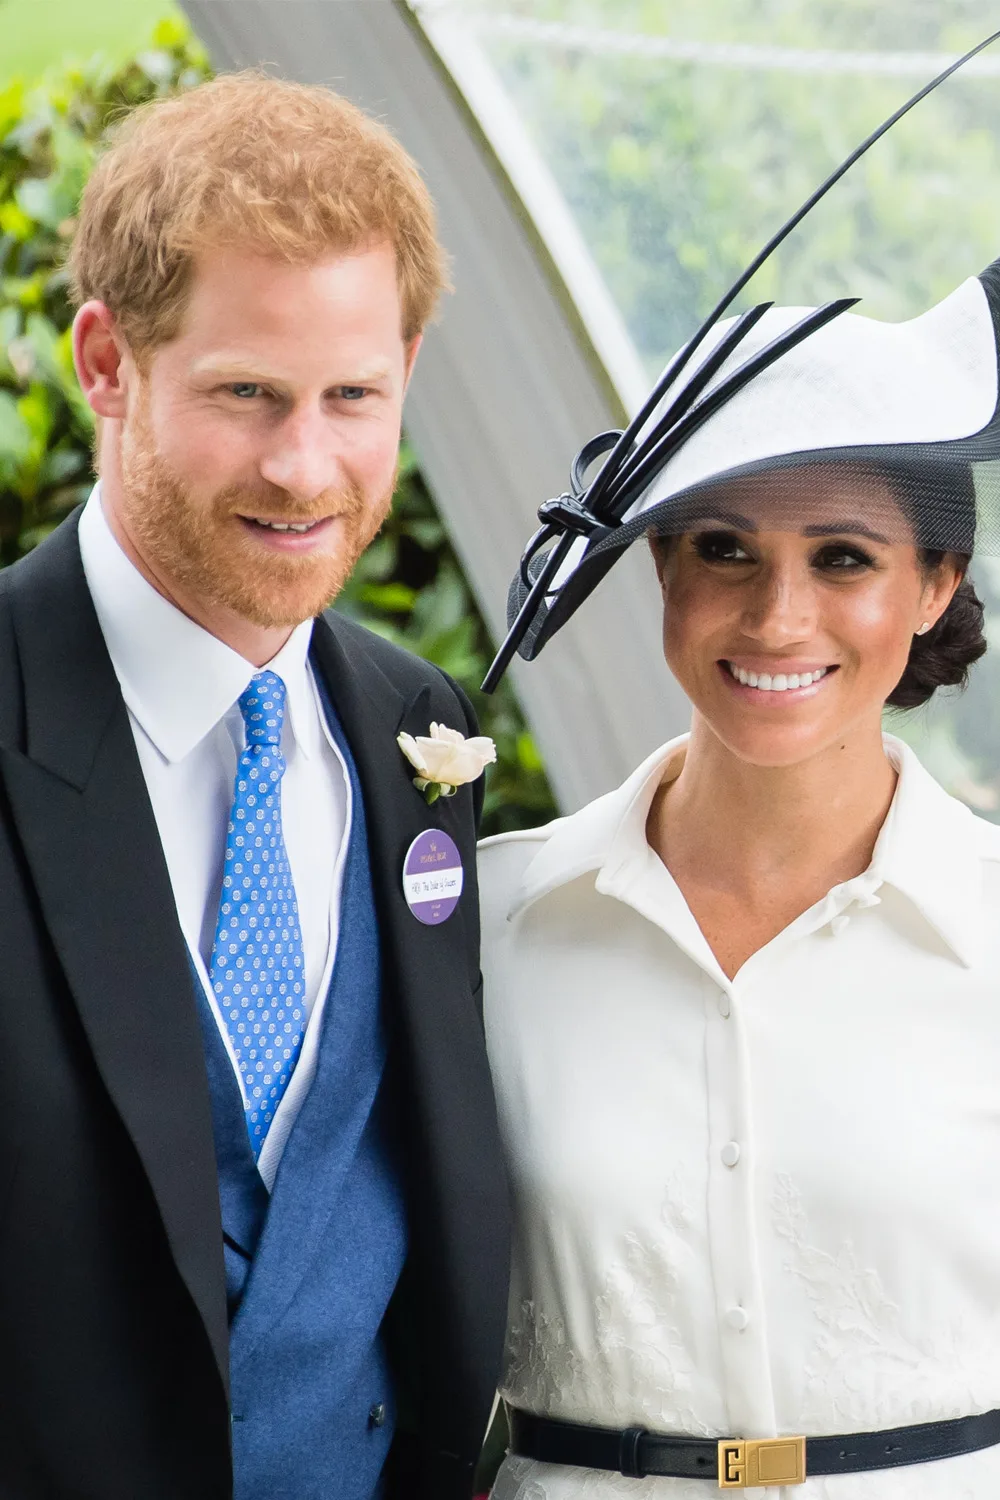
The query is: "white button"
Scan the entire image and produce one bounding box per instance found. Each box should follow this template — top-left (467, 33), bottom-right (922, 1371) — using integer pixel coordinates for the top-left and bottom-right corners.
top-left (720, 1141), bottom-right (741, 1168)
top-left (725, 1306), bottom-right (749, 1331)
top-left (718, 994), bottom-right (731, 1018)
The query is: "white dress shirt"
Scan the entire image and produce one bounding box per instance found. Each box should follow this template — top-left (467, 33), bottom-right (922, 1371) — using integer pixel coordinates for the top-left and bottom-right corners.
top-left (78, 487), bottom-right (351, 1187)
top-left (480, 734), bottom-right (1000, 1499)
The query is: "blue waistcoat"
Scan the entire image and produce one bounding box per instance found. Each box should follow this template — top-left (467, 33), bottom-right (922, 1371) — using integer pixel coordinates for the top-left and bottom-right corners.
top-left (193, 688), bottom-right (407, 1500)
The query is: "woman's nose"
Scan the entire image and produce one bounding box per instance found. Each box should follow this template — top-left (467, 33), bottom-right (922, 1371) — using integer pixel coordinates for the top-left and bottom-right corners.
top-left (740, 561), bottom-right (818, 644)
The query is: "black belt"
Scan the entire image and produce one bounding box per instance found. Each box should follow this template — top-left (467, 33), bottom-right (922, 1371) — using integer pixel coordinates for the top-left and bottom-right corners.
top-left (508, 1406), bottom-right (1000, 1489)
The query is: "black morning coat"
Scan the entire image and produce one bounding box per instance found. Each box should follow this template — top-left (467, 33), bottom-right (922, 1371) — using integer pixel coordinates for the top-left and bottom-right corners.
top-left (0, 511), bottom-right (511, 1499)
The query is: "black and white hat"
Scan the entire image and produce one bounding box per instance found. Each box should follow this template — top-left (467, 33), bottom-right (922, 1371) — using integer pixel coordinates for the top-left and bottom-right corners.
top-left (484, 32), bottom-right (1000, 691)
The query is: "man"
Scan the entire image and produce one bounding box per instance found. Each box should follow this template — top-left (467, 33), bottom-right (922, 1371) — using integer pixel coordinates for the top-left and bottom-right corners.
top-left (0, 73), bottom-right (509, 1499)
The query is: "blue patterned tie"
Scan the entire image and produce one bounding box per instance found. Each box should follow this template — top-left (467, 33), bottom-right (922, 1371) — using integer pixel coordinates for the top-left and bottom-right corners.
top-left (209, 671), bottom-right (306, 1156)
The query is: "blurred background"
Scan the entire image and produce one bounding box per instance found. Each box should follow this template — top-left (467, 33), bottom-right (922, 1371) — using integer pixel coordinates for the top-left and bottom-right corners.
top-left (4, 0), bottom-right (1000, 825)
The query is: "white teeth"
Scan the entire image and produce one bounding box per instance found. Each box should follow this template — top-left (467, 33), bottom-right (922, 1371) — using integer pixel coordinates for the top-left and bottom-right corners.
top-left (254, 519), bottom-right (316, 533)
top-left (727, 663), bottom-right (829, 692)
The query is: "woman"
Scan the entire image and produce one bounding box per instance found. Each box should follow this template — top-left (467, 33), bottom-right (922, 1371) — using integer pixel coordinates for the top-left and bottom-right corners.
top-left (479, 267), bottom-right (1000, 1497)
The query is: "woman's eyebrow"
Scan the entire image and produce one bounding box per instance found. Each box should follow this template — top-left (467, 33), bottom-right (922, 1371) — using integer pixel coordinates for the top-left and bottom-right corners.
top-left (680, 508), bottom-right (758, 530)
top-left (802, 521), bottom-right (891, 542)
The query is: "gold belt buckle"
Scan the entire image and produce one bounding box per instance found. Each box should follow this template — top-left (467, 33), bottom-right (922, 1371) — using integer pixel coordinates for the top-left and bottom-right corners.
top-left (718, 1436), bottom-right (807, 1488)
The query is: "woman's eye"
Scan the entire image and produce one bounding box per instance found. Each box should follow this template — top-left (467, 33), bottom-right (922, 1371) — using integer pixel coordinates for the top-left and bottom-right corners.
top-left (692, 530), bottom-right (753, 564)
top-left (227, 383), bottom-right (263, 400)
top-left (813, 543), bottom-right (876, 571)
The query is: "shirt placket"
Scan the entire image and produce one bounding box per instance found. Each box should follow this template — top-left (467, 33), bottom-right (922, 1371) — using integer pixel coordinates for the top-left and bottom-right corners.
top-left (700, 873), bottom-right (884, 1445)
top-left (703, 965), bottom-right (778, 1439)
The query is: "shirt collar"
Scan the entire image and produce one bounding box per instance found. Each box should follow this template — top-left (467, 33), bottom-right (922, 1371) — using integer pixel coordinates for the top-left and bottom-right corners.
top-left (509, 737), bottom-right (683, 919)
top-left (77, 485), bottom-right (318, 763)
top-left (869, 733), bottom-right (984, 968)
top-left (510, 730), bottom-right (985, 969)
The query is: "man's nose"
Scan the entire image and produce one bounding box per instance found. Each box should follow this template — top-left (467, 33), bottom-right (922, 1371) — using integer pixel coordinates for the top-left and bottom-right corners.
top-left (258, 406), bottom-right (339, 503)
top-left (740, 560), bottom-right (818, 644)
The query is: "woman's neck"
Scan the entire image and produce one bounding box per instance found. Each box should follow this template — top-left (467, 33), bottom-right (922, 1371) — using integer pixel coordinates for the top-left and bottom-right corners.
top-left (647, 714), bottom-right (897, 978)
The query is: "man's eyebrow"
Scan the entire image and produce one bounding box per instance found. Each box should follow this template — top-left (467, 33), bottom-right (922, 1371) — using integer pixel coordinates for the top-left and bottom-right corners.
top-left (802, 521), bottom-right (892, 543)
top-left (189, 359), bottom-right (394, 384)
top-left (333, 364), bottom-right (393, 385)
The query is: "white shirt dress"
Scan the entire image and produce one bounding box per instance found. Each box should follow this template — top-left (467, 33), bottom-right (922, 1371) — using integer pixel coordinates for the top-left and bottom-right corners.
top-left (479, 735), bottom-right (1000, 1499)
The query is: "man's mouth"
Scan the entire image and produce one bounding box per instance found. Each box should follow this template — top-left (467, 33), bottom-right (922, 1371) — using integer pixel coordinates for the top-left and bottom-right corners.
top-left (244, 517), bottom-right (325, 534)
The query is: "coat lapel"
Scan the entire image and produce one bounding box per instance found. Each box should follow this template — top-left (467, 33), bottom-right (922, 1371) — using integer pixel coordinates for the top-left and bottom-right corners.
top-left (220, 616), bottom-right (480, 1343)
top-left (0, 517), bottom-right (229, 1391)
top-left (308, 612), bottom-right (480, 993)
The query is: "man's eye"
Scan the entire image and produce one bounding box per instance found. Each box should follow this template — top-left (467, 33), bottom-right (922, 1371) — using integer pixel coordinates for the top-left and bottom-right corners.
top-left (228, 383), bottom-right (263, 399)
top-left (337, 386), bottom-right (368, 401)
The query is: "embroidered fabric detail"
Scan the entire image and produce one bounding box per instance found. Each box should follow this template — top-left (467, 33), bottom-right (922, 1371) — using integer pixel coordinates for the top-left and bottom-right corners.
top-left (772, 1175), bottom-right (1000, 1431)
top-left (501, 1185), bottom-right (710, 1435)
top-left (490, 1455), bottom-right (706, 1500)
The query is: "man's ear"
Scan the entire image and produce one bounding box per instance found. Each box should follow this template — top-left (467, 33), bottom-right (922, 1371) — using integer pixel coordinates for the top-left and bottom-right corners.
top-left (402, 332), bottom-right (423, 395)
top-left (72, 301), bottom-right (132, 419)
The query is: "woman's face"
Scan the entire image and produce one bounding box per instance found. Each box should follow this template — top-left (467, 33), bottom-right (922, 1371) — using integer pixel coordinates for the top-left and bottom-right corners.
top-left (652, 467), bottom-right (962, 768)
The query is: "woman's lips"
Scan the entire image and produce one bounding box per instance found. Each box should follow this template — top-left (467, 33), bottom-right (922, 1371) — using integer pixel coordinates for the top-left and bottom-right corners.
top-left (719, 660), bottom-right (838, 698)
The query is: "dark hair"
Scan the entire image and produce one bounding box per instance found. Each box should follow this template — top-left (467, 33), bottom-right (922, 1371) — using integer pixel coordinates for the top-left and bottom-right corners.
top-left (874, 459), bottom-right (987, 709)
top-left (886, 563), bottom-right (986, 709)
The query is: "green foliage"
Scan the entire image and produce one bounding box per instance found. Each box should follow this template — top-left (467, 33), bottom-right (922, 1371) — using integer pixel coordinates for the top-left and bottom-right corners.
top-left (0, 16), bottom-right (558, 836)
top-left (0, 18), bottom-right (210, 560)
top-left (0, 0), bottom-right (189, 86)
top-left (337, 445), bottom-right (556, 833)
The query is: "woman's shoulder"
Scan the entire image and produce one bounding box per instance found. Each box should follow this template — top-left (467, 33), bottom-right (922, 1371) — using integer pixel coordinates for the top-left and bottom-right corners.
top-left (477, 816), bottom-right (569, 934)
top-left (477, 740), bottom-right (684, 939)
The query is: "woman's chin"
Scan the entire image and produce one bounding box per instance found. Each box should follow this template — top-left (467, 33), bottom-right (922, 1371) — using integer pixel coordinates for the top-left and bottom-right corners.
top-left (700, 711), bottom-right (840, 771)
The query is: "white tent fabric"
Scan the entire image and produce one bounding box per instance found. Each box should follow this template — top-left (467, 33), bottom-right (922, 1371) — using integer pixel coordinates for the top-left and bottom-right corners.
top-left (178, 0), bottom-right (689, 811)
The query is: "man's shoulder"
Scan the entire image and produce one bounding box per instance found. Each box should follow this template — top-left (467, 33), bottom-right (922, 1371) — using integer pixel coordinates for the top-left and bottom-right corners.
top-left (0, 516), bottom-right (91, 737)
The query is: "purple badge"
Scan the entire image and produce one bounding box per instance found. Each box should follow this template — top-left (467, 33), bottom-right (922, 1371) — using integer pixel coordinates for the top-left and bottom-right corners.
top-left (402, 828), bottom-right (464, 925)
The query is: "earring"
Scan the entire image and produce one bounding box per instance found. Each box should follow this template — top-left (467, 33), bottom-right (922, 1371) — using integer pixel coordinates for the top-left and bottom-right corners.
top-left (916, 622), bottom-right (931, 635)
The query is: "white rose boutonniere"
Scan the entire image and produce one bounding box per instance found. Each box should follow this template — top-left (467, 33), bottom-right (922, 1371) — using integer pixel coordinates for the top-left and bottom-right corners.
top-left (397, 722), bottom-right (497, 805)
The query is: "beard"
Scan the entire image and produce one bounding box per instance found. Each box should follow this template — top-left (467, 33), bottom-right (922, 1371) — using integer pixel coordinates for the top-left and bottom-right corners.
top-left (118, 394), bottom-right (394, 630)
